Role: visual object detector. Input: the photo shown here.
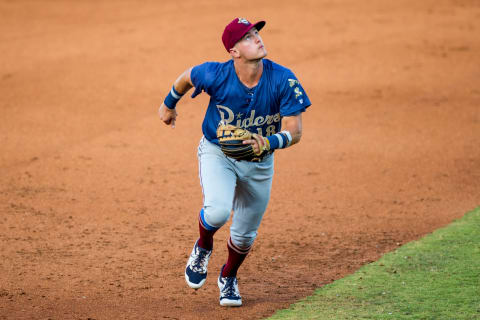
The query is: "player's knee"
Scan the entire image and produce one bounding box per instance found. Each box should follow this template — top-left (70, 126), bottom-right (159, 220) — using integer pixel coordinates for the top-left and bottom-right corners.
top-left (203, 204), bottom-right (231, 228)
top-left (230, 232), bottom-right (256, 249)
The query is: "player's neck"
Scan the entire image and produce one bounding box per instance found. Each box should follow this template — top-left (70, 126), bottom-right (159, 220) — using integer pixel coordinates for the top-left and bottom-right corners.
top-left (234, 59), bottom-right (263, 88)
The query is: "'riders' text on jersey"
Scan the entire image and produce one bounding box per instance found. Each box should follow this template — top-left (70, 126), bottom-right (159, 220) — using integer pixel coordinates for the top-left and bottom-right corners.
top-left (190, 59), bottom-right (311, 145)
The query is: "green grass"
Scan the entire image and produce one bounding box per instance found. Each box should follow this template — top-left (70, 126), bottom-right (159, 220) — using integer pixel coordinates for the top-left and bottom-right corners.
top-left (268, 207), bottom-right (480, 320)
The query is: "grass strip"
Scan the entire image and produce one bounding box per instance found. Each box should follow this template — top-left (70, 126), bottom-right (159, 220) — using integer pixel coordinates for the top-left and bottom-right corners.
top-left (268, 207), bottom-right (480, 319)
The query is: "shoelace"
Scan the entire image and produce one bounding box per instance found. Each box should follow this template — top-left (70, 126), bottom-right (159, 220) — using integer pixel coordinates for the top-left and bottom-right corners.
top-left (222, 277), bottom-right (239, 298)
top-left (191, 247), bottom-right (209, 272)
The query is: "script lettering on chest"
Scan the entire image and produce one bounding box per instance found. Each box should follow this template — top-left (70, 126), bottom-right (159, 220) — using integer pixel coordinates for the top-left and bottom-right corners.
top-left (216, 105), bottom-right (281, 136)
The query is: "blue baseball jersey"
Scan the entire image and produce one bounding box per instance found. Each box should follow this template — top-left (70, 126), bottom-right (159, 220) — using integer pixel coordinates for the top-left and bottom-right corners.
top-left (190, 59), bottom-right (311, 144)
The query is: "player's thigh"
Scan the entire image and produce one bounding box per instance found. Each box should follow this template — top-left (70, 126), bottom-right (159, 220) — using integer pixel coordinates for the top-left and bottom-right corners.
top-left (198, 137), bottom-right (237, 225)
top-left (230, 157), bottom-right (274, 243)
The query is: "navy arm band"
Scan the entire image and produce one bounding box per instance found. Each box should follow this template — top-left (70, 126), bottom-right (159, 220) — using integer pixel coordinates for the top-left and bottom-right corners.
top-left (266, 131), bottom-right (293, 150)
top-left (164, 86), bottom-right (185, 109)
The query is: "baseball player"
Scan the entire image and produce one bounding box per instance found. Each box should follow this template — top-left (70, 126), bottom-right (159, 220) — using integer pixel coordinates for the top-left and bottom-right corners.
top-left (158, 18), bottom-right (311, 307)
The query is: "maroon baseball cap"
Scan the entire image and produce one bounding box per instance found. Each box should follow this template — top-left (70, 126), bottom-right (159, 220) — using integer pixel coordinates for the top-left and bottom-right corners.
top-left (222, 18), bottom-right (266, 52)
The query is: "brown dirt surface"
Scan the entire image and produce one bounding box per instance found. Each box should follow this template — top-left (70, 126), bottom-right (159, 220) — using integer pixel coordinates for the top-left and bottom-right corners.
top-left (1, 0), bottom-right (479, 319)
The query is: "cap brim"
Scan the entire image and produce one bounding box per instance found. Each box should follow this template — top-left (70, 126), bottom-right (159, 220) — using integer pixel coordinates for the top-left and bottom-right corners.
top-left (253, 21), bottom-right (266, 32)
top-left (238, 20), bottom-right (266, 43)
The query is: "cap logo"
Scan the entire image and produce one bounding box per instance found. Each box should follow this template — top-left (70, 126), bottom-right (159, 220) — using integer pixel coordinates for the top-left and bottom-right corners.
top-left (237, 18), bottom-right (250, 25)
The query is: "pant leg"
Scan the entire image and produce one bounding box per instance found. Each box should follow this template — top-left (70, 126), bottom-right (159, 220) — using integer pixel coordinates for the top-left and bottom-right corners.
top-left (230, 154), bottom-right (274, 248)
top-left (198, 137), bottom-right (237, 229)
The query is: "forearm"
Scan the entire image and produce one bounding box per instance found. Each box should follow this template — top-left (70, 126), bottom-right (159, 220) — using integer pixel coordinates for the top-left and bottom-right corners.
top-left (173, 68), bottom-right (194, 95)
top-left (265, 114), bottom-right (303, 150)
top-left (164, 68), bottom-right (194, 109)
top-left (284, 117), bottom-right (302, 146)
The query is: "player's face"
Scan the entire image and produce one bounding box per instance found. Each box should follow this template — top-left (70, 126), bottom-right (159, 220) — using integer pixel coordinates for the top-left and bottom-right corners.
top-left (235, 28), bottom-right (267, 60)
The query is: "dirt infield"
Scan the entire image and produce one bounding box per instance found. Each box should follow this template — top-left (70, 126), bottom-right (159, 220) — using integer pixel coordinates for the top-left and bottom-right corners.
top-left (1, 1), bottom-right (479, 319)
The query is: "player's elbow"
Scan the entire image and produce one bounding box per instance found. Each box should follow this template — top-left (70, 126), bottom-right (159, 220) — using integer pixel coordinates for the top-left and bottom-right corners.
top-left (282, 113), bottom-right (303, 145)
top-left (291, 130), bottom-right (302, 145)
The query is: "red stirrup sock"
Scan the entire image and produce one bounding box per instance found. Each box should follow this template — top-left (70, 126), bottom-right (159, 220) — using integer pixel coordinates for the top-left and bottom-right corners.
top-left (197, 209), bottom-right (218, 251)
top-left (221, 237), bottom-right (251, 278)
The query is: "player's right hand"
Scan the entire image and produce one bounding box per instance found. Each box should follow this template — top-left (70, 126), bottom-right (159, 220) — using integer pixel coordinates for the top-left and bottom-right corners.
top-left (158, 103), bottom-right (177, 128)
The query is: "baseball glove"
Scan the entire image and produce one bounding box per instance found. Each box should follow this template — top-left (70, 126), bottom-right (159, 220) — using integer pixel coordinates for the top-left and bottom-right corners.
top-left (216, 124), bottom-right (269, 161)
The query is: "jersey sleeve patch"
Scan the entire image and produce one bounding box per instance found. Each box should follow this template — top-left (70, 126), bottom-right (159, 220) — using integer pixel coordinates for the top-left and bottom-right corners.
top-left (279, 70), bottom-right (311, 116)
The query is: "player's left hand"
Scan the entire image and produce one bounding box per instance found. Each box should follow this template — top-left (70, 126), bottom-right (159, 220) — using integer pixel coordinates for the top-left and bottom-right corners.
top-left (158, 103), bottom-right (177, 128)
top-left (243, 134), bottom-right (269, 156)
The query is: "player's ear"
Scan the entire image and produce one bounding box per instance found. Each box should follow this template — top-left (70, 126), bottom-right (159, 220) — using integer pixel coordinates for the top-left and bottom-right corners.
top-left (229, 47), bottom-right (240, 58)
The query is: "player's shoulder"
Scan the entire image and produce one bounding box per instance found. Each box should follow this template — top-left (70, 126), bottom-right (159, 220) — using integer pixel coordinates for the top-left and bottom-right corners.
top-left (191, 60), bottom-right (233, 87)
top-left (195, 60), bottom-right (233, 74)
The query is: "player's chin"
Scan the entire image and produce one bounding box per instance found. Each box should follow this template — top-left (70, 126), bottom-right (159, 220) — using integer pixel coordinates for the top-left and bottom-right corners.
top-left (256, 49), bottom-right (267, 59)
top-left (246, 50), bottom-right (267, 61)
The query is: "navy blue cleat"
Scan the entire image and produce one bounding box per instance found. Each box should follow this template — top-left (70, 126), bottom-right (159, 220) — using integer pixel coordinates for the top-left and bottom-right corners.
top-left (185, 240), bottom-right (212, 289)
top-left (217, 265), bottom-right (242, 307)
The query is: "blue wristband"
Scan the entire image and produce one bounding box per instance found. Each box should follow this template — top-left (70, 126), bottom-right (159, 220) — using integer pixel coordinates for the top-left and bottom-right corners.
top-left (164, 86), bottom-right (184, 109)
top-left (266, 131), bottom-right (292, 150)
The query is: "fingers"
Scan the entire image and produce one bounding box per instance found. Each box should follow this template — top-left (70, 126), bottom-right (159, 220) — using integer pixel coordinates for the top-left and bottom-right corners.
top-left (163, 114), bottom-right (176, 127)
top-left (166, 109), bottom-right (177, 128)
top-left (253, 134), bottom-right (269, 155)
top-left (252, 134), bottom-right (266, 150)
top-left (243, 135), bottom-right (265, 156)
top-left (159, 104), bottom-right (177, 128)
top-left (242, 139), bottom-right (256, 145)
